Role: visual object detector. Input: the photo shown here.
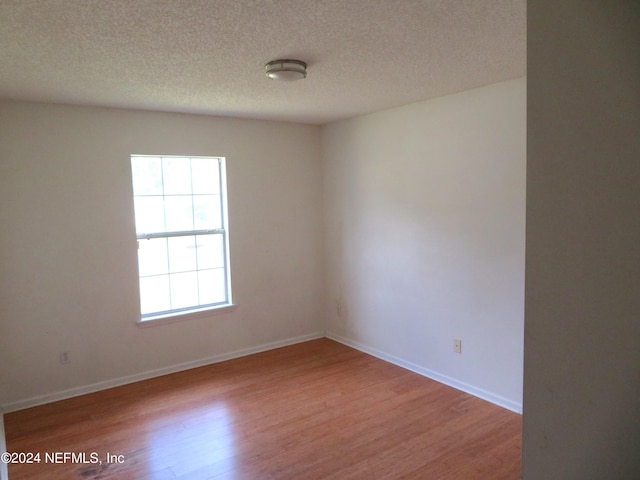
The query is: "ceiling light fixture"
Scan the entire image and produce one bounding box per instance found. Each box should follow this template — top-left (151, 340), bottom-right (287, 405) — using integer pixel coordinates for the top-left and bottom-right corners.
top-left (265, 59), bottom-right (307, 81)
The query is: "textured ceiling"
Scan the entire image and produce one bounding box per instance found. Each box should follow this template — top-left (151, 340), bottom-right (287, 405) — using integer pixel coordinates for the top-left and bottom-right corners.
top-left (0, 0), bottom-right (526, 125)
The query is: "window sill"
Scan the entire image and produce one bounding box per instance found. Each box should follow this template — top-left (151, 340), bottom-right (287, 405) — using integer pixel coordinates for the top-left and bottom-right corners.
top-left (136, 304), bottom-right (237, 328)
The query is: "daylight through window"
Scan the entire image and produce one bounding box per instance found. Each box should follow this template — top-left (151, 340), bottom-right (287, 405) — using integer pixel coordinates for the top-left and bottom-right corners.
top-left (131, 155), bottom-right (231, 320)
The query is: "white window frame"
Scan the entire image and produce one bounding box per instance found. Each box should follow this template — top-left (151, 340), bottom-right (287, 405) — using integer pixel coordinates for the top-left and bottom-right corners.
top-left (130, 154), bottom-right (234, 325)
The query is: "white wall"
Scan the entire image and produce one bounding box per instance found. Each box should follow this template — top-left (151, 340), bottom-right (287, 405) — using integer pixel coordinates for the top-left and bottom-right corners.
top-left (0, 80), bottom-right (527, 413)
top-left (0, 102), bottom-right (324, 409)
top-left (524, 1), bottom-right (640, 478)
top-left (322, 78), bottom-right (526, 411)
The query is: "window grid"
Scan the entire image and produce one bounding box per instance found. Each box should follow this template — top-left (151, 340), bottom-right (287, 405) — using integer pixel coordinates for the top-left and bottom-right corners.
top-left (132, 155), bottom-right (231, 319)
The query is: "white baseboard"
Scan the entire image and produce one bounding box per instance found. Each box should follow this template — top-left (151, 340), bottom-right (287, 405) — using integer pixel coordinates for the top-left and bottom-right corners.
top-left (1, 330), bottom-right (522, 415)
top-left (325, 331), bottom-right (522, 414)
top-left (1, 332), bottom-right (324, 414)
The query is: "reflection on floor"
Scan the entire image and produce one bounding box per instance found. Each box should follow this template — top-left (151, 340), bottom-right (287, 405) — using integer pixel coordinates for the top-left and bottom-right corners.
top-left (5, 338), bottom-right (522, 479)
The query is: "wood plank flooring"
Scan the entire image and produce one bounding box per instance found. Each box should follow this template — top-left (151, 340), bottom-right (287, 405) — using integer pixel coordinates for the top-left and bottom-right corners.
top-left (5, 339), bottom-right (521, 479)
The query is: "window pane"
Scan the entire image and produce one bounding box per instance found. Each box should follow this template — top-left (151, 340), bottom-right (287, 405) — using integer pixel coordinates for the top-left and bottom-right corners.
top-left (198, 268), bottom-right (226, 305)
top-left (138, 238), bottom-right (169, 277)
top-left (193, 195), bottom-right (221, 230)
top-left (132, 156), bottom-right (163, 195)
top-left (170, 272), bottom-right (199, 309)
top-left (134, 196), bottom-right (165, 233)
top-left (140, 275), bottom-right (170, 315)
top-left (131, 155), bottom-right (231, 318)
top-left (191, 158), bottom-right (220, 194)
top-left (167, 236), bottom-right (197, 273)
top-left (164, 196), bottom-right (193, 232)
top-left (196, 234), bottom-right (224, 269)
top-left (163, 157), bottom-right (192, 195)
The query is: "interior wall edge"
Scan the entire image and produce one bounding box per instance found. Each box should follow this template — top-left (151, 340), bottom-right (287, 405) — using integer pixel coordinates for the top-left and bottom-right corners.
top-left (0, 414), bottom-right (8, 480)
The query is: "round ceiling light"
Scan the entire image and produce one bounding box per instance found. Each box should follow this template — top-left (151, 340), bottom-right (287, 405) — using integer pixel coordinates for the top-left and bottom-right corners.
top-left (265, 59), bottom-right (307, 81)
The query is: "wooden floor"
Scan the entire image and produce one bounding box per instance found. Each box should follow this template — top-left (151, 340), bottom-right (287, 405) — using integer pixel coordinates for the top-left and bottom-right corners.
top-left (5, 339), bottom-right (521, 479)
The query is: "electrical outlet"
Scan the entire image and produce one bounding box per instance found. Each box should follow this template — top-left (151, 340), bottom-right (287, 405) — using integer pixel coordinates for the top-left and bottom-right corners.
top-left (60, 351), bottom-right (71, 364)
top-left (453, 339), bottom-right (462, 354)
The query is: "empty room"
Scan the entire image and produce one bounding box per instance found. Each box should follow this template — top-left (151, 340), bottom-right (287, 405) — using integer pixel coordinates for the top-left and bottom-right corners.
top-left (2, 1), bottom-right (638, 479)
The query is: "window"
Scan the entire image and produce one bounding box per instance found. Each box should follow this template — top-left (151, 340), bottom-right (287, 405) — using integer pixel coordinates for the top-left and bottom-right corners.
top-left (130, 155), bottom-right (232, 321)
